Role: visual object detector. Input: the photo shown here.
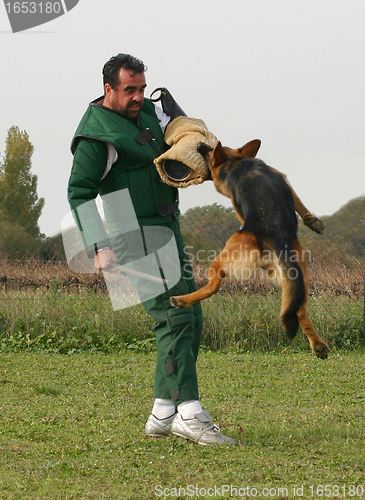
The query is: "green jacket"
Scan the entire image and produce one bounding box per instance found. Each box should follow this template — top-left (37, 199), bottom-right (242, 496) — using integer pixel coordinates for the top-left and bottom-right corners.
top-left (68, 97), bottom-right (178, 256)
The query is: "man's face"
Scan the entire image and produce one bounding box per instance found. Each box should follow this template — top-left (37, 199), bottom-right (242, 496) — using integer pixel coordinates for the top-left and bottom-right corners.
top-left (105, 68), bottom-right (146, 118)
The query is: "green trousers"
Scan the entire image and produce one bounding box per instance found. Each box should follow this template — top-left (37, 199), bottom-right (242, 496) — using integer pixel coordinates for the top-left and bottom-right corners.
top-left (112, 219), bottom-right (203, 406)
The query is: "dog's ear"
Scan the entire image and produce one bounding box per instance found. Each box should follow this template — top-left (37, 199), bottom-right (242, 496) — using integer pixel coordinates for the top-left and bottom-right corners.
top-left (197, 142), bottom-right (213, 160)
top-left (212, 141), bottom-right (228, 166)
top-left (238, 139), bottom-right (261, 158)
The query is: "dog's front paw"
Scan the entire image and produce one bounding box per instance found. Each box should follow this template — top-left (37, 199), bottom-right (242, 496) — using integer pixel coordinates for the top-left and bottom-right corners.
top-left (303, 215), bottom-right (325, 235)
top-left (170, 296), bottom-right (186, 309)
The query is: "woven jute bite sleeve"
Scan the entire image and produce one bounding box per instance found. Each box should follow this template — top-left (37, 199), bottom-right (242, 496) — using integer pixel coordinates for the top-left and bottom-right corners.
top-left (154, 116), bottom-right (218, 188)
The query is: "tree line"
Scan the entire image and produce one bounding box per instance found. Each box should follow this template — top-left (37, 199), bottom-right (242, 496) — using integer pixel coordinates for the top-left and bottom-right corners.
top-left (179, 197), bottom-right (365, 264)
top-left (0, 126), bottom-right (62, 260)
top-left (1, 125), bottom-right (363, 263)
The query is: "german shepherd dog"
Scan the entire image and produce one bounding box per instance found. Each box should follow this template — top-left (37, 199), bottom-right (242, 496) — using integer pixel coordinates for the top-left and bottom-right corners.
top-left (170, 140), bottom-right (330, 359)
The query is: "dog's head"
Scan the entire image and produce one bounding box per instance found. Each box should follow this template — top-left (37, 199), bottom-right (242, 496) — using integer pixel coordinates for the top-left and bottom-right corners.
top-left (197, 139), bottom-right (261, 173)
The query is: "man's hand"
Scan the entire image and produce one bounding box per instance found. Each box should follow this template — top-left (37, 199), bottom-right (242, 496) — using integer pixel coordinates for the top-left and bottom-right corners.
top-left (93, 249), bottom-right (118, 270)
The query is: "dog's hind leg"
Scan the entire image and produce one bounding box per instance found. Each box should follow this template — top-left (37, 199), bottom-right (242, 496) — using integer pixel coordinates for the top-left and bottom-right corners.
top-left (170, 256), bottom-right (226, 309)
top-left (170, 232), bottom-right (258, 309)
top-left (297, 304), bottom-right (330, 359)
top-left (293, 241), bottom-right (330, 359)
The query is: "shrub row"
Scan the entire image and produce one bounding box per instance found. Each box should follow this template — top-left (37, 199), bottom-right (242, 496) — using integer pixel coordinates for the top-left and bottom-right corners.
top-left (0, 289), bottom-right (363, 354)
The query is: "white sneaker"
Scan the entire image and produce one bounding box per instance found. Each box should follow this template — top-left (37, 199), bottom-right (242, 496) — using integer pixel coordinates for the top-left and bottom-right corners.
top-left (171, 410), bottom-right (237, 446)
top-left (145, 413), bottom-right (176, 437)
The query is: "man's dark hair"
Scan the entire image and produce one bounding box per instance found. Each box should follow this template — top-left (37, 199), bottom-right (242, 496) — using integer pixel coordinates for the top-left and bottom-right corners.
top-left (102, 53), bottom-right (147, 89)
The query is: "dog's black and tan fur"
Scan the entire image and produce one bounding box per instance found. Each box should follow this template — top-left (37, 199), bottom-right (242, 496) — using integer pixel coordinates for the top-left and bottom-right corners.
top-left (170, 140), bottom-right (330, 359)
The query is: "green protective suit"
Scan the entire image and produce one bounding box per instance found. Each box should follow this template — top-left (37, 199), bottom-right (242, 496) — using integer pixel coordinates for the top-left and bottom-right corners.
top-left (68, 97), bottom-right (203, 405)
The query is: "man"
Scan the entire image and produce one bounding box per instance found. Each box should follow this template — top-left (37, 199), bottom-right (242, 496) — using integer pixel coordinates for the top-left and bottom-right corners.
top-left (68, 53), bottom-right (237, 445)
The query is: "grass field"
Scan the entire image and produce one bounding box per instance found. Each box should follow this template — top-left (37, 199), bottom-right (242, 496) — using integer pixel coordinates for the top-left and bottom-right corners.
top-left (1, 350), bottom-right (365, 499)
top-left (0, 290), bottom-right (363, 353)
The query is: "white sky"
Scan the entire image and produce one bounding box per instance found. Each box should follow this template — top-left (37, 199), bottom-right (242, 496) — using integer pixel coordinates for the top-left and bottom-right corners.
top-left (1, 0), bottom-right (364, 236)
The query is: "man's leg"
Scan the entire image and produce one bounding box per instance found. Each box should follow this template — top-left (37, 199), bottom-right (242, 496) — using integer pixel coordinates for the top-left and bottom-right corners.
top-left (144, 221), bottom-right (236, 444)
top-left (143, 220), bottom-right (202, 406)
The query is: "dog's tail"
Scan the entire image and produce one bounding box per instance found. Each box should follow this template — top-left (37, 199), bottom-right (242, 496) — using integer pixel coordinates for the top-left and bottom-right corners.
top-left (273, 242), bottom-right (306, 339)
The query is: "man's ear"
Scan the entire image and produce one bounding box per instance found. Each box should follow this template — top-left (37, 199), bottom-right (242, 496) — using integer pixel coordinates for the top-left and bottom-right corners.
top-left (212, 141), bottom-right (228, 166)
top-left (238, 139), bottom-right (261, 158)
top-left (104, 83), bottom-right (113, 98)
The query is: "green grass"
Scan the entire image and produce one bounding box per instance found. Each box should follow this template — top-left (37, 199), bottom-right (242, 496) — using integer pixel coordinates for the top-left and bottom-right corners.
top-left (0, 290), bottom-right (363, 353)
top-left (1, 350), bottom-right (365, 499)
top-left (0, 290), bottom-right (155, 353)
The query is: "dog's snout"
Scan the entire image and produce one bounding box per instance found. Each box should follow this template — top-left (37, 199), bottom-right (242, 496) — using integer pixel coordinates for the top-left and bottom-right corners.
top-left (197, 142), bottom-right (213, 159)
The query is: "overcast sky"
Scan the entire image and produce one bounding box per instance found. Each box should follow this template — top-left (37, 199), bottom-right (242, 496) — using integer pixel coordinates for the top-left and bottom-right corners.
top-left (1, 0), bottom-right (364, 236)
